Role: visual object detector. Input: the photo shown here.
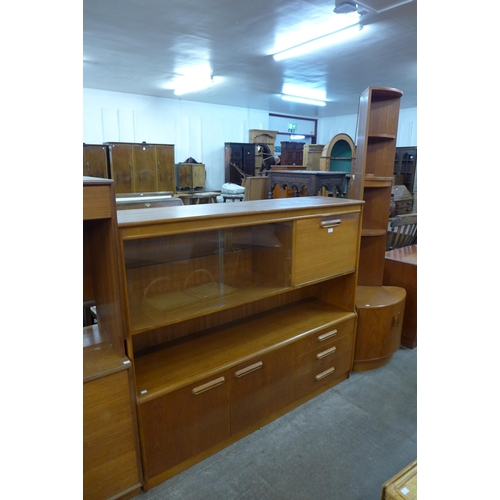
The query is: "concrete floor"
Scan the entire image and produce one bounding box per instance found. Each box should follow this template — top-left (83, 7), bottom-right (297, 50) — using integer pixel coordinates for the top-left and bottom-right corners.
top-left (137, 346), bottom-right (417, 500)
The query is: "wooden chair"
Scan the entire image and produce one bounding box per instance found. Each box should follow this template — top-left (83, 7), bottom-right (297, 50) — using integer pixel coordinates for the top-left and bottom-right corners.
top-left (386, 213), bottom-right (417, 250)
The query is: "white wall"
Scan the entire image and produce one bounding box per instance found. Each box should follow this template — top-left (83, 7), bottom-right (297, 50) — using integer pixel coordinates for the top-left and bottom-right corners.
top-left (84, 88), bottom-right (417, 190)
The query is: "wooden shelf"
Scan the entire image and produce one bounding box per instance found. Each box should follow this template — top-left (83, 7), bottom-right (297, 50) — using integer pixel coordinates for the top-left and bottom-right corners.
top-left (134, 299), bottom-right (355, 403)
top-left (361, 229), bottom-right (387, 237)
top-left (367, 134), bottom-right (396, 141)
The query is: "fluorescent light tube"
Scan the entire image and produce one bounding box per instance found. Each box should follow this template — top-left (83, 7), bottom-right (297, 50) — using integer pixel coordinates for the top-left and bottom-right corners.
top-left (281, 95), bottom-right (326, 106)
top-left (273, 24), bottom-right (363, 61)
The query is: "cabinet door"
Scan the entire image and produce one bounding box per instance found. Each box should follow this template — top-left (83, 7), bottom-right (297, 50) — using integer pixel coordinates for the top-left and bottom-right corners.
top-left (133, 144), bottom-right (157, 193)
top-left (83, 145), bottom-right (108, 178)
top-left (139, 372), bottom-right (230, 481)
top-left (192, 164), bottom-right (206, 189)
top-left (293, 212), bottom-right (361, 285)
top-left (83, 370), bottom-right (140, 500)
top-left (155, 145), bottom-right (175, 192)
top-left (109, 144), bottom-right (134, 193)
top-left (230, 344), bottom-right (296, 435)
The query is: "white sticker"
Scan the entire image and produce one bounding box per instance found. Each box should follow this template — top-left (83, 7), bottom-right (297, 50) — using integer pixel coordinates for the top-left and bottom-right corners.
top-left (141, 390), bottom-right (148, 394)
top-left (328, 228), bottom-right (333, 233)
top-left (401, 487), bottom-right (410, 495)
top-left (123, 360), bottom-right (131, 365)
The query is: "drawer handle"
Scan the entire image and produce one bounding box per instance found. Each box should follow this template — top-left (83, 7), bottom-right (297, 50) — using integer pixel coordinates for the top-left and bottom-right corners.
top-left (192, 376), bottom-right (225, 395)
top-left (235, 361), bottom-right (263, 378)
top-left (145, 202), bottom-right (151, 207)
top-left (315, 367), bottom-right (335, 380)
top-left (317, 346), bottom-right (337, 359)
top-left (318, 329), bottom-right (337, 342)
top-left (320, 219), bottom-right (341, 229)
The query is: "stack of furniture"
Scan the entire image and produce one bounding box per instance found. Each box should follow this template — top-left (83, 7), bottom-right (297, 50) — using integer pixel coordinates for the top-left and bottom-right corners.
top-left (224, 142), bottom-right (256, 185)
top-left (115, 196), bottom-right (363, 490)
top-left (83, 177), bottom-right (142, 499)
top-left (249, 129), bottom-right (278, 172)
top-left (350, 86), bottom-right (407, 371)
top-left (105, 141), bottom-right (175, 194)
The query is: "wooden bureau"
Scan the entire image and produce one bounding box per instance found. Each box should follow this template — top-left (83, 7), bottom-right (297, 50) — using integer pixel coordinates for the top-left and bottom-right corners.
top-left (116, 197), bottom-right (364, 490)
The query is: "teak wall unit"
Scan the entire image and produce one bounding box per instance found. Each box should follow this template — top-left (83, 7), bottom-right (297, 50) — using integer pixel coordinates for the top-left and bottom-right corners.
top-left (351, 86), bottom-right (403, 286)
top-left (83, 177), bottom-right (142, 499)
top-left (116, 197), bottom-right (364, 490)
top-left (106, 142), bottom-right (175, 194)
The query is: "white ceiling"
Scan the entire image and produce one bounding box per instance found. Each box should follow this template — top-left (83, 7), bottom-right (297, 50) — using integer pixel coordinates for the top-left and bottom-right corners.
top-left (83, 0), bottom-right (417, 118)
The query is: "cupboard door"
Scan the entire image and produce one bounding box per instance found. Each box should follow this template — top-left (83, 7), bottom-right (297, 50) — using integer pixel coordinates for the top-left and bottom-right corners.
top-left (109, 144), bottom-right (134, 193)
top-left (155, 145), bottom-right (175, 192)
top-left (139, 372), bottom-right (230, 480)
top-left (230, 344), bottom-right (296, 435)
top-left (83, 145), bottom-right (108, 178)
top-left (83, 370), bottom-right (140, 500)
top-left (293, 212), bottom-right (361, 285)
top-left (133, 144), bottom-right (157, 193)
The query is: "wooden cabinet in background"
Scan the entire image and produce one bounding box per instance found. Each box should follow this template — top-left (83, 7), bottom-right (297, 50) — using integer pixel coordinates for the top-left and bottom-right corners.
top-left (106, 142), bottom-right (175, 194)
top-left (280, 141), bottom-right (305, 165)
top-left (83, 144), bottom-right (109, 179)
top-left (394, 147), bottom-right (417, 194)
top-left (116, 197), bottom-right (363, 490)
top-left (176, 162), bottom-right (206, 191)
top-left (224, 142), bottom-right (256, 185)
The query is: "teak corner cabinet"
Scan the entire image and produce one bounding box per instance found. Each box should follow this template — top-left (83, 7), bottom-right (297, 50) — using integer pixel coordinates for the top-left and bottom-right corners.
top-left (351, 86), bottom-right (407, 372)
top-left (115, 196), bottom-right (364, 490)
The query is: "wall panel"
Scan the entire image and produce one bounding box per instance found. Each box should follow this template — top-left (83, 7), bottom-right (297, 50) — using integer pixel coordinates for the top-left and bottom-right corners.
top-left (84, 88), bottom-right (416, 191)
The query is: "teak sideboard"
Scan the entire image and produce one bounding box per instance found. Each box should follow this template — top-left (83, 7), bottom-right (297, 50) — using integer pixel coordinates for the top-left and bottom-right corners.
top-left (115, 196), bottom-right (364, 490)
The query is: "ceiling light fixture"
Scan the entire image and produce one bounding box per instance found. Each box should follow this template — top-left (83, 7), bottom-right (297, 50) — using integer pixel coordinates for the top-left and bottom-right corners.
top-left (281, 94), bottom-right (326, 106)
top-left (273, 23), bottom-right (363, 61)
top-left (174, 76), bottom-right (216, 96)
top-left (334, 1), bottom-right (358, 14)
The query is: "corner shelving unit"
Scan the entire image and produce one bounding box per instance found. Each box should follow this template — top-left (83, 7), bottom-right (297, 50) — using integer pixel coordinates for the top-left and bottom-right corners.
top-left (351, 87), bottom-right (407, 372)
top-left (351, 86), bottom-right (403, 286)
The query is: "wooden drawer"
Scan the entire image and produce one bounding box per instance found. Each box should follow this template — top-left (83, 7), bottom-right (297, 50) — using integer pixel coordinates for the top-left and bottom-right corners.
top-left (394, 199), bottom-right (413, 215)
top-left (295, 350), bottom-right (353, 398)
top-left (293, 211), bottom-right (360, 285)
top-left (296, 333), bottom-right (354, 379)
top-left (138, 370), bottom-right (231, 481)
top-left (296, 316), bottom-right (356, 355)
top-left (83, 184), bottom-right (112, 220)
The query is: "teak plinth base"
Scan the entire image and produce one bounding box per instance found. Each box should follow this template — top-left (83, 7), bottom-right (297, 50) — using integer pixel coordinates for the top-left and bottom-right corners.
top-left (353, 286), bottom-right (406, 372)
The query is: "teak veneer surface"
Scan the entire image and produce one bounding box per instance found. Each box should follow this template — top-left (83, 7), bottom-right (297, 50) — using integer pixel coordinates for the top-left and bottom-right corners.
top-left (117, 196), bottom-right (363, 232)
top-left (134, 298), bottom-right (355, 403)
